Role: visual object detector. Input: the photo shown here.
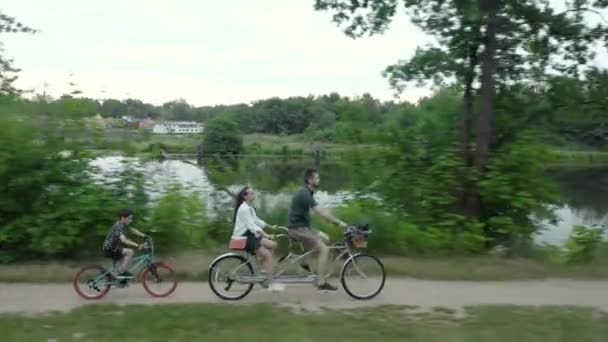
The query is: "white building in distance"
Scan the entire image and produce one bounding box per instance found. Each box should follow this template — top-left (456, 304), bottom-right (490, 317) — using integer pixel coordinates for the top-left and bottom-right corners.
top-left (152, 121), bottom-right (203, 134)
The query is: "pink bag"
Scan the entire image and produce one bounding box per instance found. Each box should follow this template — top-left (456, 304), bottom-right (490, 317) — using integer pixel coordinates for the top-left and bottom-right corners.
top-left (229, 236), bottom-right (247, 250)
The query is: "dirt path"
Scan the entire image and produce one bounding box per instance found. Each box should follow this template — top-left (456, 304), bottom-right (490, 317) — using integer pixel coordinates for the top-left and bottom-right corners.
top-left (2, 279), bottom-right (608, 316)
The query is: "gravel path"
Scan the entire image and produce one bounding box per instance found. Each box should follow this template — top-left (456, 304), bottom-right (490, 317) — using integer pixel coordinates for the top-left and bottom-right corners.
top-left (2, 278), bottom-right (607, 316)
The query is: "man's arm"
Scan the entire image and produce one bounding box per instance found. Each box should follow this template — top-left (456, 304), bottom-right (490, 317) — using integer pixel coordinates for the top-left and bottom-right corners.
top-left (312, 205), bottom-right (347, 228)
top-left (129, 227), bottom-right (146, 238)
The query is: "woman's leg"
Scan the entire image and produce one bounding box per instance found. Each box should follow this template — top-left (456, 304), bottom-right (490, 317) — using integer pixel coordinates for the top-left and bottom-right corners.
top-left (255, 245), bottom-right (274, 276)
top-left (260, 238), bottom-right (277, 251)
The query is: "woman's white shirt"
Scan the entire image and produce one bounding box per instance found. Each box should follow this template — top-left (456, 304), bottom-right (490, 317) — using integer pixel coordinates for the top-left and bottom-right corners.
top-left (232, 202), bottom-right (267, 237)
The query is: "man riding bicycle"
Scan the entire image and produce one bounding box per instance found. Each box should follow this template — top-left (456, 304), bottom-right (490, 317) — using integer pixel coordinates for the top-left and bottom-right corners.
top-left (287, 168), bottom-right (348, 291)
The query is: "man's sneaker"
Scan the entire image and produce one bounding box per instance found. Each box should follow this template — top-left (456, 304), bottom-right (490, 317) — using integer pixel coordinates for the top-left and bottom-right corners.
top-left (300, 263), bottom-right (312, 273)
top-left (259, 274), bottom-right (271, 289)
top-left (316, 282), bottom-right (338, 291)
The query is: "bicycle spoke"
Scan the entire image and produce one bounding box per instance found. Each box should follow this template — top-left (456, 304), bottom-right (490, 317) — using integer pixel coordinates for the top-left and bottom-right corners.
top-left (341, 254), bottom-right (385, 300)
top-left (209, 255), bottom-right (255, 300)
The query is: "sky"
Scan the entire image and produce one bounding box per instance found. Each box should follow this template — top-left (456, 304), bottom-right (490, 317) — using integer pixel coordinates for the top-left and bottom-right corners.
top-left (2, 0), bottom-right (607, 107)
top-left (1, 0), bottom-right (433, 106)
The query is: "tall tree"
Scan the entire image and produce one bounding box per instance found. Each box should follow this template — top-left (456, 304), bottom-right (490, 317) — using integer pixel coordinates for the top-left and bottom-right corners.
top-left (0, 12), bottom-right (37, 97)
top-left (314, 0), bottom-right (608, 216)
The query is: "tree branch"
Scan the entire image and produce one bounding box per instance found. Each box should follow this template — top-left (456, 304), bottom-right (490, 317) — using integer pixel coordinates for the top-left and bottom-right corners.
top-left (558, 7), bottom-right (608, 25)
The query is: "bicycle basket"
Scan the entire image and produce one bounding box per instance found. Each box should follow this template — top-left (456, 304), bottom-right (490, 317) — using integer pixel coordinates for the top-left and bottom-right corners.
top-left (351, 234), bottom-right (368, 248)
top-left (347, 225), bottom-right (370, 248)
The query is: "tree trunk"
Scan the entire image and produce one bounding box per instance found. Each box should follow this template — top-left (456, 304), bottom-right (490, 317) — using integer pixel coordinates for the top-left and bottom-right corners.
top-left (460, 33), bottom-right (481, 217)
top-left (474, 0), bottom-right (500, 172)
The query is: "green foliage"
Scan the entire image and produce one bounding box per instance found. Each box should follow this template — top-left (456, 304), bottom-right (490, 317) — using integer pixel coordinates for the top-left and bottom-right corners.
top-left (564, 225), bottom-right (606, 263)
top-left (0, 96), bottom-right (151, 262)
top-left (0, 120), bottom-right (148, 261)
top-left (202, 116), bottom-right (244, 155)
top-left (479, 137), bottom-right (560, 248)
top-left (148, 184), bottom-right (207, 252)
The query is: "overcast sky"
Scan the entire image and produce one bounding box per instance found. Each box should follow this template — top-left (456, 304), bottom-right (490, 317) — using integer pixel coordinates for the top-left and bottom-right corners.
top-left (2, 0), bottom-right (606, 106)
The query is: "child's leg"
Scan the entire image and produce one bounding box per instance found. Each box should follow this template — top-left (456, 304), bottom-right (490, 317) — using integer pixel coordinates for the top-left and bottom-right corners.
top-left (121, 248), bottom-right (134, 273)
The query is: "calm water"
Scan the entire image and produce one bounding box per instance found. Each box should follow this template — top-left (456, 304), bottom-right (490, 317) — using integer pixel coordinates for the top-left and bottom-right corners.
top-left (91, 156), bottom-right (608, 246)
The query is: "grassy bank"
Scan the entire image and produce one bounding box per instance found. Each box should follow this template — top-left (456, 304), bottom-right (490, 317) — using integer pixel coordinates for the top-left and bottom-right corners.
top-left (91, 132), bottom-right (382, 157)
top-left (549, 149), bottom-right (608, 166)
top-left (2, 303), bottom-right (607, 341)
top-left (2, 251), bottom-right (608, 283)
top-left (243, 133), bottom-right (385, 155)
top-left (90, 131), bottom-right (608, 163)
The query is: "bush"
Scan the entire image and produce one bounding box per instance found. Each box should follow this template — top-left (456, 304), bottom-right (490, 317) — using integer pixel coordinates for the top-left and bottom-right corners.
top-left (564, 225), bottom-right (606, 263)
top-left (202, 117), bottom-right (244, 155)
top-left (148, 184), bottom-right (207, 252)
top-left (479, 138), bottom-right (560, 249)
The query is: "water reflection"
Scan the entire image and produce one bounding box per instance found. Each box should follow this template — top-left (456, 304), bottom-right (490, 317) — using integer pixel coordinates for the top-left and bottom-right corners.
top-left (90, 156), bottom-right (352, 214)
top-left (535, 167), bottom-right (608, 245)
top-left (90, 156), bottom-right (608, 245)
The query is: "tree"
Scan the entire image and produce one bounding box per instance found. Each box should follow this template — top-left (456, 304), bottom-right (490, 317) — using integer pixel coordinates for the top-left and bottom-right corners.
top-left (162, 99), bottom-right (193, 121)
top-left (100, 99), bottom-right (127, 118)
top-left (250, 97), bottom-right (317, 135)
top-left (314, 0), bottom-right (608, 216)
top-left (0, 12), bottom-right (37, 96)
top-left (546, 68), bottom-right (608, 148)
top-left (202, 116), bottom-right (244, 155)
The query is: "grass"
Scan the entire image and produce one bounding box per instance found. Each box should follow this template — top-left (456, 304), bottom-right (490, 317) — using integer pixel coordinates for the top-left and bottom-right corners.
top-left (243, 133), bottom-right (385, 155)
top-left (92, 131), bottom-right (383, 157)
top-left (381, 254), bottom-right (608, 280)
top-left (549, 149), bottom-right (608, 166)
top-left (2, 250), bottom-right (608, 283)
top-left (1, 303), bottom-right (607, 341)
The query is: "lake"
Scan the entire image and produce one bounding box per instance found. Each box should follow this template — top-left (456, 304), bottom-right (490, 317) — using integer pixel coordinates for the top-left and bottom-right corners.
top-left (91, 156), bottom-right (608, 246)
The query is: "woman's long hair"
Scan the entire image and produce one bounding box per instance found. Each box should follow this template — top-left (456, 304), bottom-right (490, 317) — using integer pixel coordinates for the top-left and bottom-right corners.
top-left (233, 186), bottom-right (251, 224)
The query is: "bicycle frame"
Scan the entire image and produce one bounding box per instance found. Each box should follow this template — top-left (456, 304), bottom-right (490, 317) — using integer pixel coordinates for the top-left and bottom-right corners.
top-left (91, 236), bottom-right (156, 287)
top-left (214, 227), bottom-right (360, 285)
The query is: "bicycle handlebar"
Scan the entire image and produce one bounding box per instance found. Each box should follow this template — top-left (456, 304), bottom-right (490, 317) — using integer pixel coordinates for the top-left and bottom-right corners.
top-left (141, 235), bottom-right (154, 254)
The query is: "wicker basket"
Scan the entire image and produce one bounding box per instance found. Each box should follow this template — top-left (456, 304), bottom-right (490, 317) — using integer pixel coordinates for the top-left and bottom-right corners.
top-left (351, 236), bottom-right (368, 248)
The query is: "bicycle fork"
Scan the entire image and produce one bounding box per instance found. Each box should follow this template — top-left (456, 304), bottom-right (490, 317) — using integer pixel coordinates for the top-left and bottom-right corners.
top-left (146, 262), bottom-right (161, 283)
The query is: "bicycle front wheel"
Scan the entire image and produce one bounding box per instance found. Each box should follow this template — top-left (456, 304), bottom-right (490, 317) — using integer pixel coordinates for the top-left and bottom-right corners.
top-left (141, 262), bottom-right (178, 298)
top-left (340, 254), bottom-right (385, 300)
top-left (208, 254), bottom-right (254, 300)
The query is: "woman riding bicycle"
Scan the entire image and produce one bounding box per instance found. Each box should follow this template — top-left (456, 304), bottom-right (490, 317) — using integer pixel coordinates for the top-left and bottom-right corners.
top-left (232, 186), bottom-right (284, 291)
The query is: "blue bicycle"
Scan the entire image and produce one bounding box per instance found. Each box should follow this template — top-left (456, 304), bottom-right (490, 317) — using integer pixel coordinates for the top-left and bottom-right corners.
top-left (73, 236), bottom-right (178, 299)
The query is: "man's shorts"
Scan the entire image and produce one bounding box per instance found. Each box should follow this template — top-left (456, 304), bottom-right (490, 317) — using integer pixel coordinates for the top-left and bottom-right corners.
top-left (287, 227), bottom-right (330, 249)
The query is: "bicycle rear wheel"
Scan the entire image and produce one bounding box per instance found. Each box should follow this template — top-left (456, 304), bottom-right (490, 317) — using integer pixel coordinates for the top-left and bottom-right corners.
top-left (73, 264), bottom-right (113, 300)
top-left (340, 254), bottom-right (385, 300)
top-left (208, 254), bottom-right (255, 300)
top-left (141, 262), bottom-right (178, 298)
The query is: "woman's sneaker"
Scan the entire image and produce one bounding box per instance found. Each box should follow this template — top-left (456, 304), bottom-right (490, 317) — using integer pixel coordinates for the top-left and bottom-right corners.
top-left (268, 282), bottom-right (286, 292)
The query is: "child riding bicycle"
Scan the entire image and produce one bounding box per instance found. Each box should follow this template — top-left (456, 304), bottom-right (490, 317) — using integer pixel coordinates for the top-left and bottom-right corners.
top-left (102, 209), bottom-right (147, 278)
